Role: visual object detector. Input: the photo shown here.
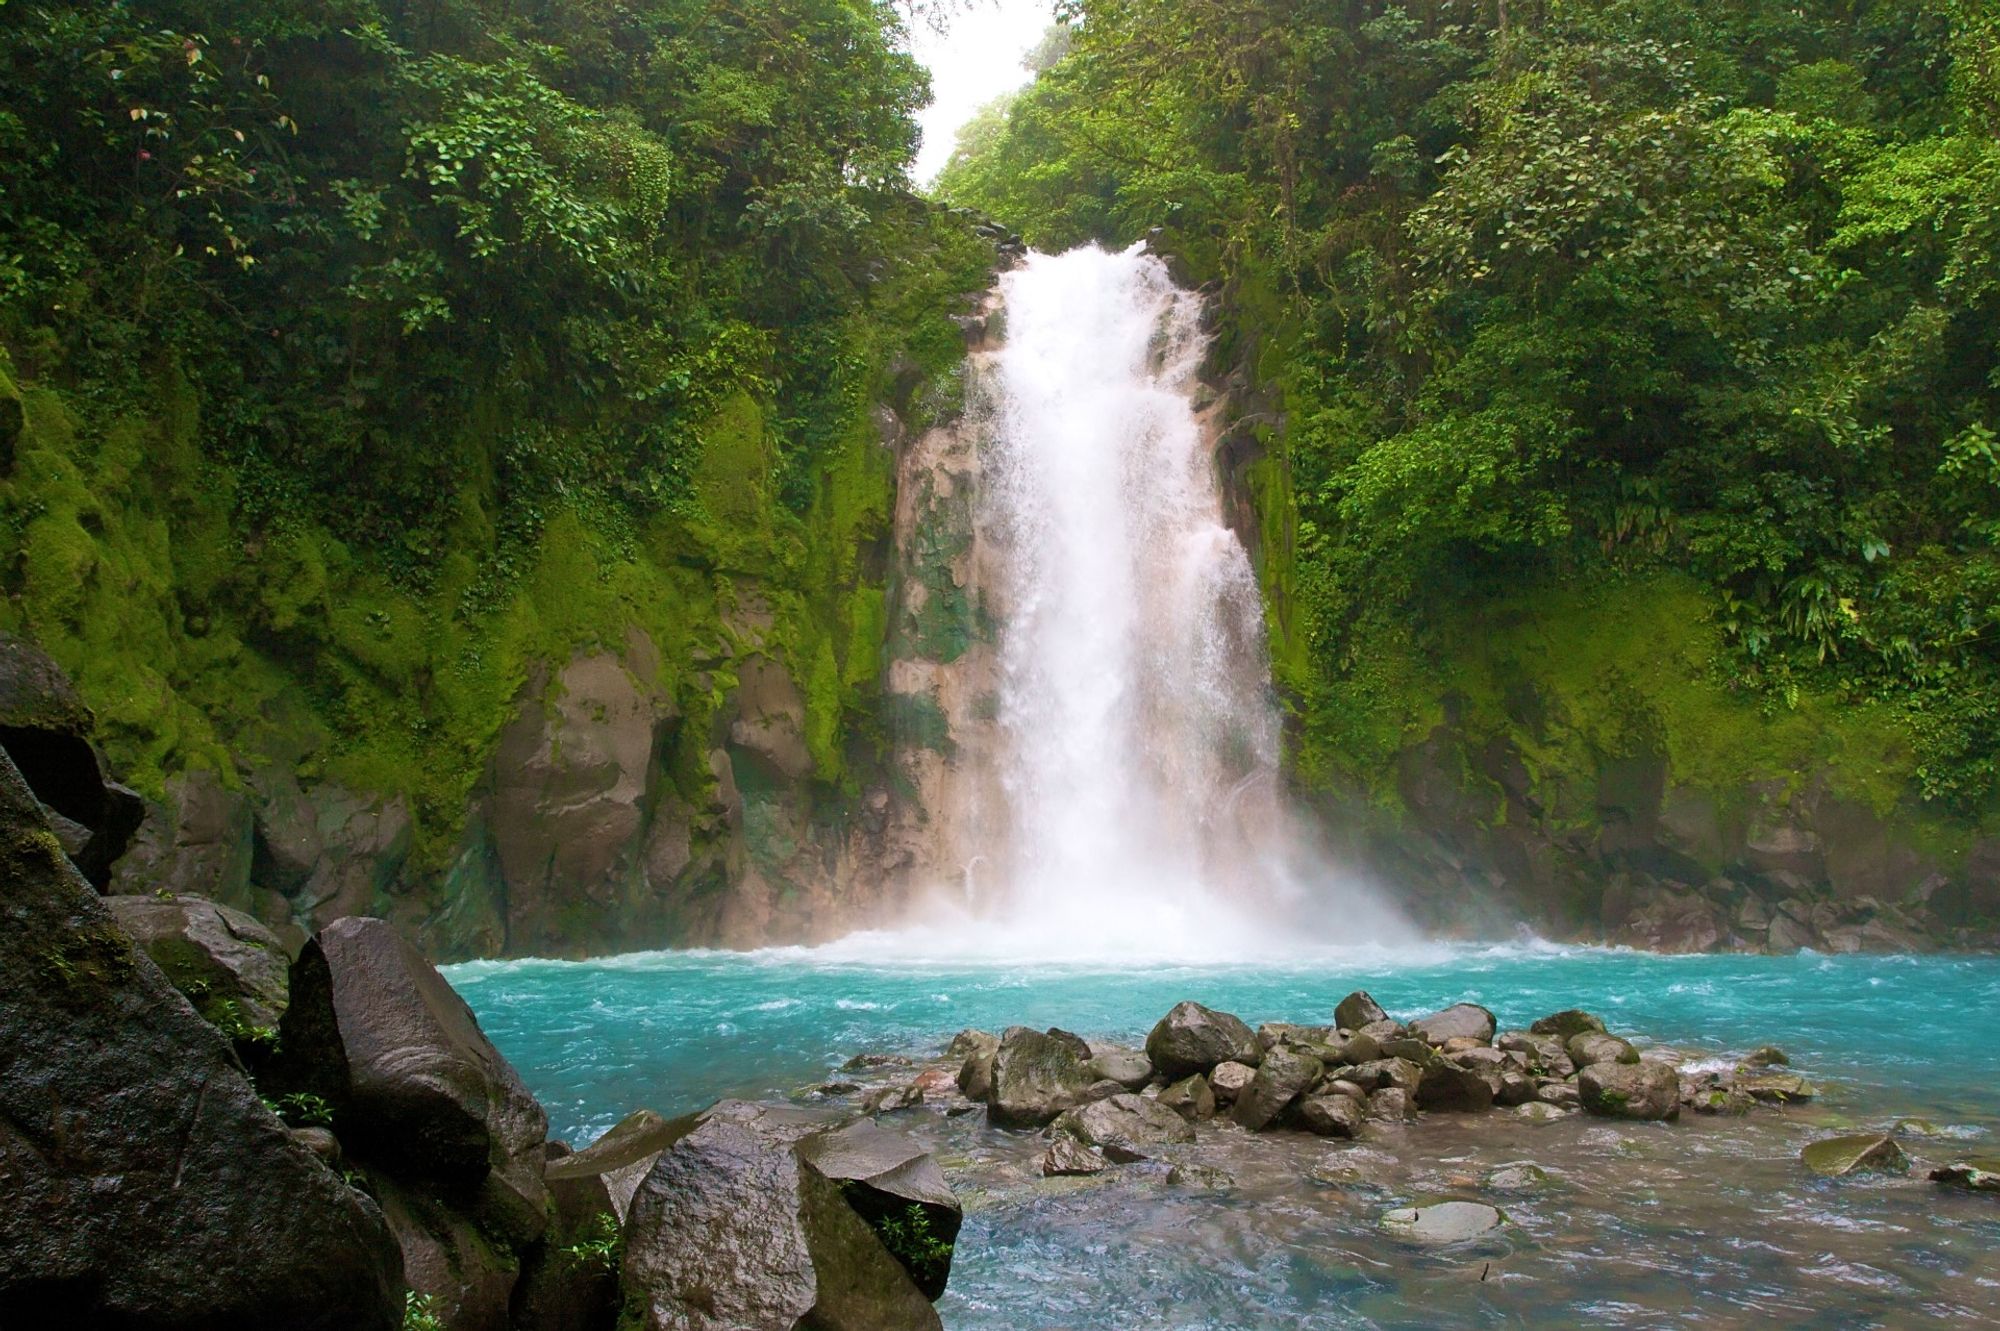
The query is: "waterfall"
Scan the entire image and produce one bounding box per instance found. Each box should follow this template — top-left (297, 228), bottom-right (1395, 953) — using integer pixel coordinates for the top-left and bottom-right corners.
top-left (911, 242), bottom-right (1406, 956)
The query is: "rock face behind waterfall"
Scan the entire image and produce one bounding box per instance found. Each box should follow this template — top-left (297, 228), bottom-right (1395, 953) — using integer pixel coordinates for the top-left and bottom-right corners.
top-left (0, 749), bottom-right (404, 1330)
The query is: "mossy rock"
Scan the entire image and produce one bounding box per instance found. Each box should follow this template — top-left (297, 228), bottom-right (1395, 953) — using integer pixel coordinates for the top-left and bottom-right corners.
top-left (1801, 1134), bottom-right (1909, 1178)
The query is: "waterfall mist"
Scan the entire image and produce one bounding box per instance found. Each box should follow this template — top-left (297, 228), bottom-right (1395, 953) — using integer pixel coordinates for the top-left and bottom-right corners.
top-left (872, 243), bottom-right (1409, 960)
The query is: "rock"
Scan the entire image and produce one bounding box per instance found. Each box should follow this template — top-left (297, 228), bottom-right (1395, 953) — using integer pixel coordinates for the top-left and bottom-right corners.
top-left (1578, 1061), bottom-right (1681, 1121)
top-left (1208, 1060), bottom-right (1257, 1105)
top-left (1350, 1057), bottom-right (1423, 1095)
top-left (1326, 1078), bottom-right (1368, 1101)
top-left (1497, 1031), bottom-right (1573, 1077)
top-left (945, 1029), bottom-right (997, 1062)
top-left (1484, 1162), bottom-right (1553, 1193)
top-left (1801, 1133), bottom-right (1909, 1178)
top-left (796, 1119), bottom-right (963, 1299)
top-left (1380, 1201), bottom-right (1507, 1245)
top-left (1233, 1048), bottom-right (1324, 1131)
top-left (266, 917), bottom-right (551, 1248)
top-left (1165, 1163), bottom-right (1235, 1190)
top-left (102, 893), bottom-right (290, 1055)
top-left (1327, 1031), bottom-right (1382, 1066)
top-left (546, 1108), bottom-right (688, 1230)
top-left (108, 769), bottom-right (255, 910)
top-left (1357, 1018), bottom-right (1403, 1042)
top-left (1144, 1001), bottom-right (1260, 1078)
top-left (861, 1084), bottom-right (923, 1114)
top-left (1530, 1010), bottom-right (1606, 1040)
top-left (987, 1027), bottom-right (1096, 1127)
top-left (1157, 1074), bottom-right (1216, 1121)
top-left (1295, 1094), bottom-right (1365, 1138)
top-left (1381, 1037), bottom-right (1439, 1065)
top-left (1516, 1101), bottom-right (1570, 1123)
top-left (621, 1116), bottom-right (943, 1331)
top-left (1416, 1059), bottom-right (1495, 1113)
top-left (1041, 1137), bottom-right (1106, 1177)
top-left (373, 1173), bottom-right (519, 1331)
top-left (0, 750), bottom-right (402, 1330)
top-left (1079, 1078), bottom-right (1125, 1103)
top-left (291, 1126), bottom-right (341, 1162)
top-left (955, 1044), bottom-right (997, 1102)
top-left (1567, 1032), bottom-right (1640, 1068)
top-left (1740, 1045), bottom-right (1790, 1068)
top-left (1497, 1071), bottom-right (1539, 1106)
top-left (1053, 1093), bottom-right (1196, 1162)
top-left (1367, 1088), bottom-right (1414, 1121)
top-left (1736, 1070), bottom-right (1818, 1103)
top-left (1334, 990), bottom-right (1390, 1030)
top-left (1087, 1048), bottom-right (1154, 1090)
top-left (1410, 1003), bottom-right (1496, 1046)
top-left (1928, 1158), bottom-right (2000, 1193)
top-left (843, 1053), bottom-right (914, 1072)
top-left (1536, 1081), bottom-right (1582, 1108)
top-left (910, 1066), bottom-right (958, 1098)
top-left (1044, 1027), bottom-right (1093, 1061)
top-left (0, 632), bottom-right (143, 886)
top-left (1257, 1021), bottom-right (1328, 1052)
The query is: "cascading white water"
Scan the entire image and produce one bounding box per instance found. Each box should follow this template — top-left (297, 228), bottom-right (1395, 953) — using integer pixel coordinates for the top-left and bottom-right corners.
top-left (942, 243), bottom-right (1405, 953)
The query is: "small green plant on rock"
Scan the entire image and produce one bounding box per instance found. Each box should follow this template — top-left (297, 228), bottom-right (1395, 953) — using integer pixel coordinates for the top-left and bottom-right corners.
top-left (402, 1291), bottom-right (444, 1331)
top-left (870, 1202), bottom-right (954, 1292)
top-left (556, 1210), bottom-right (622, 1272)
top-left (267, 1091), bottom-right (336, 1129)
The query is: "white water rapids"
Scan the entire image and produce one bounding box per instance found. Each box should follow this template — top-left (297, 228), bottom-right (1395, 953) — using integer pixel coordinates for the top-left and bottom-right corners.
top-left (868, 244), bottom-right (1408, 960)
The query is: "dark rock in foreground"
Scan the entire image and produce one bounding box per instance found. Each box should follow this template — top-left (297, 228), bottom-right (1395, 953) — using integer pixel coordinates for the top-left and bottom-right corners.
top-left (1579, 1060), bottom-right (1681, 1121)
top-left (0, 750), bottom-right (403, 1331)
top-left (105, 891), bottom-right (291, 1044)
top-left (1145, 1001), bottom-right (1260, 1079)
top-left (796, 1119), bottom-right (963, 1299)
top-left (987, 1027), bottom-right (1096, 1127)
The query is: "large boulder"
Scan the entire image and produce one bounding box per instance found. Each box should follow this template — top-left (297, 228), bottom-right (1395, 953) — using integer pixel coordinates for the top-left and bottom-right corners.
top-left (1334, 990), bottom-right (1389, 1031)
top-left (1295, 1094), bottom-right (1365, 1138)
top-left (544, 1108), bottom-right (688, 1224)
top-left (1530, 1009), bottom-right (1606, 1040)
top-left (0, 751), bottom-right (402, 1330)
top-left (795, 1119), bottom-right (963, 1299)
top-left (1087, 1047), bottom-right (1154, 1090)
top-left (0, 632), bottom-right (142, 887)
top-left (1053, 1094), bottom-right (1196, 1162)
top-left (621, 1116), bottom-right (943, 1331)
top-left (986, 1027), bottom-right (1096, 1127)
top-left (1578, 1061), bottom-right (1682, 1121)
top-left (104, 892), bottom-right (290, 1054)
top-left (1232, 1047), bottom-right (1323, 1131)
top-left (1416, 1059), bottom-right (1496, 1113)
top-left (1410, 1003), bottom-right (1496, 1046)
top-left (1145, 1001), bottom-right (1260, 1079)
top-left (1567, 1032), bottom-right (1639, 1068)
top-left (267, 917), bottom-right (552, 1246)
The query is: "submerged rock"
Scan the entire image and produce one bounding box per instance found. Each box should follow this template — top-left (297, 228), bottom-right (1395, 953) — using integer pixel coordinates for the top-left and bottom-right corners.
top-left (1334, 990), bottom-right (1389, 1031)
top-left (1736, 1070), bottom-right (1818, 1103)
top-left (1145, 1001), bottom-right (1261, 1078)
top-left (1740, 1045), bottom-right (1790, 1068)
top-left (1054, 1093), bottom-right (1196, 1162)
top-left (1165, 1163), bottom-right (1235, 1190)
top-left (1928, 1158), bottom-right (2000, 1193)
top-left (1380, 1200), bottom-right (1507, 1245)
top-left (1801, 1134), bottom-right (1909, 1178)
top-left (1515, 1101), bottom-right (1571, 1123)
top-left (987, 1027), bottom-right (1096, 1127)
top-left (1578, 1061), bottom-right (1681, 1121)
top-left (1483, 1162), bottom-right (1554, 1193)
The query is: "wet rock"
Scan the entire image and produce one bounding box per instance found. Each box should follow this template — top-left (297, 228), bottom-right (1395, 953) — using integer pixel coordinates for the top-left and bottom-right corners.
top-left (108, 769), bottom-right (255, 909)
top-left (1567, 1032), bottom-right (1639, 1068)
top-left (1736, 1070), bottom-right (1818, 1103)
top-left (1740, 1045), bottom-right (1790, 1068)
top-left (1367, 1088), bottom-right (1415, 1121)
top-left (796, 1119), bottom-right (963, 1299)
top-left (1233, 1048), bottom-right (1324, 1131)
top-left (1497, 1071), bottom-right (1539, 1106)
top-left (1530, 1010), bottom-right (1606, 1040)
top-left (1145, 1001), bottom-right (1261, 1078)
top-left (1357, 1018), bottom-right (1404, 1043)
top-left (546, 1108), bottom-right (687, 1227)
top-left (266, 917), bottom-right (551, 1248)
top-left (373, 1173), bottom-right (518, 1331)
top-left (955, 1043), bottom-right (998, 1102)
top-left (1041, 1136), bottom-right (1106, 1177)
top-left (0, 632), bottom-right (144, 887)
top-left (1053, 1093), bottom-right (1196, 1162)
top-left (1335, 990), bottom-right (1390, 1031)
top-left (1087, 1048), bottom-right (1154, 1090)
top-left (621, 1116), bottom-right (942, 1331)
top-left (103, 892), bottom-right (290, 1051)
top-left (1685, 1081), bottom-right (1754, 1116)
top-left (910, 1065), bottom-right (958, 1098)
top-left (1535, 1081), bottom-right (1581, 1108)
top-left (1157, 1074), bottom-right (1216, 1122)
top-left (1484, 1162), bottom-right (1553, 1193)
top-left (1578, 1061), bottom-right (1681, 1121)
top-left (0, 751), bottom-right (403, 1331)
top-left (1928, 1158), bottom-right (2000, 1193)
top-left (945, 1029), bottom-right (997, 1062)
top-left (1380, 1201), bottom-right (1507, 1245)
top-left (1351, 1057), bottom-right (1424, 1095)
top-left (1516, 1101), bottom-right (1570, 1123)
top-left (1381, 1037), bottom-right (1440, 1065)
top-left (1326, 1031), bottom-right (1383, 1066)
top-left (862, 1084), bottom-right (924, 1114)
top-left (1044, 1027), bottom-right (1093, 1061)
top-left (1208, 1060), bottom-right (1257, 1105)
top-left (291, 1126), bottom-right (341, 1162)
top-left (1801, 1133), bottom-right (1909, 1178)
top-left (844, 1053), bottom-right (915, 1072)
top-left (1417, 1059), bottom-right (1496, 1113)
top-left (1165, 1163), bottom-right (1235, 1190)
top-left (1257, 1021), bottom-right (1327, 1052)
top-left (1296, 1094), bottom-right (1365, 1139)
top-left (987, 1027), bottom-right (1096, 1127)
top-left (1325, 1077), bottom-right (1368, 1101)
top-left (1497, 1031), bottom-right (1573, 1078)
top-left (1411, 1003), bottom-right (1496, 1047)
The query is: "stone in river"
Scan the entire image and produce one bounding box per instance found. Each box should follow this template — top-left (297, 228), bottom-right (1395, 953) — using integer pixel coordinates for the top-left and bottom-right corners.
top-left (1367, 1088), bottom-right (1414, 1121)
top-left (1417, 1059), bottom-right (1495, 1113)
top-left (1165, 1163), bottom-right (1235, 1190)
top-left (1326, 1078), bottom-right (1368, 1101)
top-left (1053, 1093), bottom-right (1196, 1162)
top-left (944, 1029), bottom-right (997, 1062)
top-left (1232, 1048), bottom-right (1324, 1131)
top-left (1497, 1071), bottom-right (1539, 1106)
top-left (1044, 1027), bottom-right (1093, 1061)
top-left (1536, 1080), bottom-right (1581, 1108)
top-left (1087, 1048), bottom-right (1154, 1090)
top-left (1295, 1094), bottom-right (1365, 1139)
top-left (1334, 990), bottom-right (1390, 1031)
top-left (1516, 1102), bottom-right (1570, 1123)
top-left (1740, 1045), bottom-right (1789, 1068)
top-left (1736, 1070), bottom-right (1817, 1103)
top-left (1578, 1061), bottom-right (1681, 1121)
top-left (1483, 1162), bottom-right (1553, 1193)
top-left (1381, 1037), bottom-right (1440, 1065)
top-left (1928, 1158), bottom-right (2000, 1193)
top-left (621, 1116), bottom-right (943, 1330)
top-left (1326, 1031), bottom-right (1382, 1067)
top-left (1144, 1001), bottom-right (1261, 1078)
top-left (987, 1027), bottom-right (1096, 1127)
top-left (1351, 1057), bottom-right (1423, 1095)
top-left (1157, 1074), bottom-right (1216, 1122)
top-left (955, 1043), bottom-right (997, 1102)
top-left (1041, 1137), bottom-right (1106, 1177)
top-left (796, 1119), bottom-right (963, 1300)
top-left (1080, 1078), bottom-right (1125, 1103)
top-left (1530, 1010), bottom-right (1607, 1040)
top-left (862, 1084), bottom-right (923, 1113)
top-left (1208, 1060), bottom-right (1257, 1105)
top-left (1380, 1201), bottom-right (1507, 1245)
top-left (1412, 1003), bottom-right (1497, 1046)
top-left (1567, 1031), bottom-right (1639, 1068)
top-left (1498, 1032), bottom-right (1573, 1078)
top-left (1801, 1134), bottom-right (1909, 1178)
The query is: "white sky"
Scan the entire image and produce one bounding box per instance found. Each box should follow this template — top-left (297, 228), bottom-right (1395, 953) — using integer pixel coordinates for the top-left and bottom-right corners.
top-left (907, 0), bottom-right (1055, 186)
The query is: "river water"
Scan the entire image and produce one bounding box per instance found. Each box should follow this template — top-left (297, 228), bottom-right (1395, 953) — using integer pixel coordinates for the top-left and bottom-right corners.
top-left (449, 945), bottom-right (2000, 1328)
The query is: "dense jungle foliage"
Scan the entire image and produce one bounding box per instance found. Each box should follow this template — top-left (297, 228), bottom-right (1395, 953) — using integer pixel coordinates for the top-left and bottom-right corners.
top-left (0, 0), bottom-right (988, 839)
top-left (940, 0), bottom-right (2000, 817)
